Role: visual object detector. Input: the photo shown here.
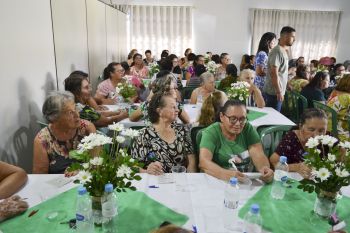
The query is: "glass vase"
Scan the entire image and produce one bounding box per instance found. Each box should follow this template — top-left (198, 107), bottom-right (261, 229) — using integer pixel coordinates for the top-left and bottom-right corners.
top-left (313, 190), bottom-right (337, 218)
top-left (91, 196), bottom-right (103, 226)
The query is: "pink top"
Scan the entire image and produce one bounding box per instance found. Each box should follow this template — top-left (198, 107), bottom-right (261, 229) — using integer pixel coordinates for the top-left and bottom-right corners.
top-left (96, 79), bottom-right (115, 98)
top-left (130, 66), bottom-right (149, 79)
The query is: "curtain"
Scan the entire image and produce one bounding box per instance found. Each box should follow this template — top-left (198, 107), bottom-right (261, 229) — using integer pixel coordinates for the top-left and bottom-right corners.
top-left (129, 5), bottom-right (193, 59)
top-left (250, 9), bottom-right (341, 62)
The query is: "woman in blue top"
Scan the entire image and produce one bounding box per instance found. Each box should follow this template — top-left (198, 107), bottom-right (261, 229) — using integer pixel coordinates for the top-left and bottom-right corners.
top-left (254, 32), bottom-right (277, 92)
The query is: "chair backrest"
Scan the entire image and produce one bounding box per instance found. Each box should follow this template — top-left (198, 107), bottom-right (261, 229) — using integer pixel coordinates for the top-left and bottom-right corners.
top-left (36, 120), bottom-right (48, 129)
top-left (312, 100), bottom-right (338, 137)
top-left (191, 126), bottom-right (206, 170)
top-left (259, 125), bottom-right (293, 157)
top-left (289, 91), bottom-right (308, 123)
top-left (181, 86), bottom-right (196, 101)
top-left (130, 125), bottom-right (146, 131)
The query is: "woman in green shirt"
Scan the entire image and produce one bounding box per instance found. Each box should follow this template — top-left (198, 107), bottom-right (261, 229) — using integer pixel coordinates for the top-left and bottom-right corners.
top-left (199, 100), bottom-right (273, 182)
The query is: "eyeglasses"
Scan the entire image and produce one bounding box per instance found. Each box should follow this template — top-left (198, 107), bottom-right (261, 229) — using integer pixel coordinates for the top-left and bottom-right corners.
top-left (115, 69), bottom-right (125, 73)
top-left (223, 113), bottom-right (247, 125)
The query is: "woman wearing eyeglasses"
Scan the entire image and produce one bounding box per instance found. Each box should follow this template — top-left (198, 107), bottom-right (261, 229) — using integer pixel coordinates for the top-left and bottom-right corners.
top-left (199, 100), bottom-right (273, 182)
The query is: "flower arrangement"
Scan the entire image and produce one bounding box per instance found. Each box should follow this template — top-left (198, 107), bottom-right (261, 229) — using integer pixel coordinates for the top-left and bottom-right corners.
top-left (298, 135), bottom-right (350, 200)
top-left (148, 62), bottom-right (160, 78)
top-left (115, 82), bottom-right (137, 102)
top-left (206, 61), bottom-right (219, 74)
top-left (204, 54), bottom-right (210, 65)
top-left (68, 123), bottom-right (142, 197)
top-left (226, 81), bottom-right (250, 102)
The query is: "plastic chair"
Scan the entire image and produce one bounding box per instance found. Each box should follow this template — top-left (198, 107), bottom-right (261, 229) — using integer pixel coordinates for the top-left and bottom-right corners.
top-left (181, 86), bottom-right (196, 101)
top-left (196, 129), bottom-right (205, 171)
top-left (259, 125), bottom-right (293, 157)
top-left (312, 101), bottom-right (338, 137)
top-left (190, 126), bottom-right (206, 170)
top-left (289, 91), bottom-right (307, 123)
top-left (36, 120), bottom-right (48, 129)
top-left (130, 125), bottom-right (146, 131)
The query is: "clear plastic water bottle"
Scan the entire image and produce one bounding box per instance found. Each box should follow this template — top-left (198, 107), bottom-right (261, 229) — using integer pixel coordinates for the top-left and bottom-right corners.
top-left (243, 204), bottom-right (263, 233)
top-left (76, 186), bottom-right (94, 233)
top-left (223, 177), bottom-right (240, 231)
top-left (271, 156), bottom-right (289, 199)
top-left (102, 183), bottom-right (118, 233)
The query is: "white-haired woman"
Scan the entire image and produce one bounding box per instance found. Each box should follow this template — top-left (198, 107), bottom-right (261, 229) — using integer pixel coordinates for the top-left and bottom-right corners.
top-left (33, 91), bottom-right (96, 174)
top-left (190, 72), bottom-right (223, 104)
top-left (239, 69), bottom-right (265, 108)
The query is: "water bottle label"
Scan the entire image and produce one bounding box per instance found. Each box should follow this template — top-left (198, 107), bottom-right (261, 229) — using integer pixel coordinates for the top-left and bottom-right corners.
top-left (76, 213), bottom-right (85, 221)
top-left (224, 199), bottom-right (238, 209)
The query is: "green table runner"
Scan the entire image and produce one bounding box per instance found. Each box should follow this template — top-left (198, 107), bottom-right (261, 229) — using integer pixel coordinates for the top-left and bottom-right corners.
top-left (247, 110), bottom-right (268, 122)
top-left (238, 181), bottom-right (350, 233)
top-left (0, 188), bottom-right (188, 233)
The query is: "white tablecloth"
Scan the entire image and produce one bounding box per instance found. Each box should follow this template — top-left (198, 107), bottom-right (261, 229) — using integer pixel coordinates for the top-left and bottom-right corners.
top-left (13, 172), bottom-right (343, 233)
top-left (105, 104), bottom-right (295, 129)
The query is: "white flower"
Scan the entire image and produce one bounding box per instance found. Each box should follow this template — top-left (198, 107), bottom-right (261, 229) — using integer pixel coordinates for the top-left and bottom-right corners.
top-left (122, 128), bottom-right (140, 138)
top-left (239, 96), bottom-right (243, 101)
top-left (115, 87), bottom-right (120, 94)
top-left (116, 164), bottom-right (132, 178)
top-left (335, 167), bottom-right (349, 177)
top-left (119, 149), bottom-right (127, 157)
top-left (116, 136), bottom-right (126, 144)
top-left (77, 170), bottom-right (92, 184)
top-left (82, 163), bottom-right (90, 169)
top-left (77, 133), bottom-right (112, 153)
top-left (108, 122), bottom-right (124, 132)
top-left (129, 158), bottom-right (135, 163)
top-left (90, 157), bottom-right (103, 166)
top-left (339, 141), bottom-right (350, 150)
top-left (305, 137), bottom-right (319, 149)
top-left (327, 153), bottom-right (336, 162)
top-left (316, 168), bottom-right (331, 181)
top-left (320, 135), bottom-right (338, 147)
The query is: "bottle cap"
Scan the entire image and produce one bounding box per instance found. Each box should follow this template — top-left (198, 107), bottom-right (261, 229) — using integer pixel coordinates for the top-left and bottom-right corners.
top-left (105, 183), bottom-right (114, 193)
top-left (250, 204), bottom-right (260, 214)
top-left (280, 156), bottom-right (287, 163)
top-left (78, 186), bottom-right (87, 195)
top-left (229, 177), bottom-right (238, 185)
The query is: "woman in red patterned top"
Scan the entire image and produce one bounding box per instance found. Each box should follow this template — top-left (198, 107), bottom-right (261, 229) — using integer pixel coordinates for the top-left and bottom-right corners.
top-left (269, 108), bottom-right (328, 178)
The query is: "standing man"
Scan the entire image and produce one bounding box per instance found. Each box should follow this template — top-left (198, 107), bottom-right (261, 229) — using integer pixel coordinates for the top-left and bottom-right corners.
top-left (264, 26), bottom-right (296, 112)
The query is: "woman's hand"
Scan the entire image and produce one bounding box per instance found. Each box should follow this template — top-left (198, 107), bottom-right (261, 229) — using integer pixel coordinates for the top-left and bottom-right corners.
top-left (0, 195), bottom-right (28, 222)
top-left (64, 169), bottom-right (78, 177)
top-left (297, 163), bottom-right (312, 179)
top-left (146, 162), bottom-right (164, 176)
top-left (259, 166), bottom-right (274, 183)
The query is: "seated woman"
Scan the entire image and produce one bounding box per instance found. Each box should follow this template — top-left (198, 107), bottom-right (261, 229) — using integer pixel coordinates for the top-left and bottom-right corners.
top-left (327, 74), bottom-right (350, 142)
top-left (199, 100), bottom-right (273, 182)
top-left (288, 64), bottom-right (310, 92)
top-left (238, 69), bottom-right (265, 108)
top-left (131, 92), bottom-right (196, 174)
top-left (64, 72), bottom-right (128, 127)
top-left (33, 91), bottom-right (96, 174)
top-left (197, 91), bottom-right (227, 127)
top-left (270, 108), bottom-right (328, 178)
top-left (129, 71), bottom-right (190, 125)
top-left (0, 162), bottom-right (27, 199)
top-left (218, 63), bottom-right (238, 91)
top-left (300, 71), bottom-right (330, 108)
top-left (190, 72), bottom-right (220, 104)
top-left (94, 62), bottom-right (127, 105)
top-left (187, 64), bottom-right (207, 87)
top-left (130, 53), bottom-right (149, 79)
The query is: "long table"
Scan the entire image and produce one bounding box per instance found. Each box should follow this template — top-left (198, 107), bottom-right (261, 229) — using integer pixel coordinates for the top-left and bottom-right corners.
top-left (106, 104), bottom-right (295, 129)
top-left (9, 172), bottom-right (347, 233)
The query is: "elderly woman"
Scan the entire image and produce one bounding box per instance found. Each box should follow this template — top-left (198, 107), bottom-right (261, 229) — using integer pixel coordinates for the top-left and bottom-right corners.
top-left (190, 72), bottom-right (222, 104)
top-left (130, 53), bottom-right (149, 79)
top-left (270, 109), bottom-right (328, 178)
top-left (33, 91), bottom-right (96, 174)
top-left (238, 69), bottom-right (265, 108)
top-left (288, 64), bottom-right (310, 92)
top-left (131, 92), bottom-right (196, 174)
top-left (215, 53), bottom-right (231, 80)
top-left (129, 71), bottom-right (190, 125)
top-left (327, 74), bottom-right (350, 142)
top-left (64, 72), bottom-right (128, 127)
top-left (94, 62), bottom-right (126, 105)
top-left (199, 100), bottom-right (273, 182)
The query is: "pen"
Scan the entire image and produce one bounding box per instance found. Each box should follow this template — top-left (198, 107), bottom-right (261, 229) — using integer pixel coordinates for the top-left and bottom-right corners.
top-left (28, 209), bottom-right (39, 217)
top-left (148, 185), bottom-right (159, 188)
top-left (192, 225), bottom-right (197, 233)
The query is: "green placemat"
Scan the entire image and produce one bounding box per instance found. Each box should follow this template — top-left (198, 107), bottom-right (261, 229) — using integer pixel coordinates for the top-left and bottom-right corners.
top-left (0, 188), bottom-right (188, 233)
top-left (247, 110), bottom-right (268, 122)
top-left (238, 181), bottom-right (350, 233)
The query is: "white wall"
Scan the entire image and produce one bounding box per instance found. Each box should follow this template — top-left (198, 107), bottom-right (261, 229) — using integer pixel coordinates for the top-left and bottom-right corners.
top-left (0, 0), bottom-right (57, 172)
top-left (124, 0), bottom-right (350, 65)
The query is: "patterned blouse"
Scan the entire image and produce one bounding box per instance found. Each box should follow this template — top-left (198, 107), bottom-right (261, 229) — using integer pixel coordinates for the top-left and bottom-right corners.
top-left (289, 78), bottom-right (309, 93)
top-left (36, 120), bottom-right (90, 174)
top-left (274, 131), bottom-right (305, 164)
top-left (76, 103), bottom-right (101, 122)
top-left (327, 92), bottom-right (350, 142)
top-left (131, 123), bottom-right (193, 172)
top-left (130, 66), bottom-right (149, 79)
top-left (254, 51), bottom-right (268, 92)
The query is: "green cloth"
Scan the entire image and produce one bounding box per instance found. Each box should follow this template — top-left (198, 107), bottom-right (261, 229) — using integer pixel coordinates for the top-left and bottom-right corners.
top-left (200, 122), bottom-right (260, 171)
top-left (247, 110), bottom-right (268, 122)
top-left (238, 181), bottom-right (350, 233)
top-left (0, 188), bottom-right (188, 233)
